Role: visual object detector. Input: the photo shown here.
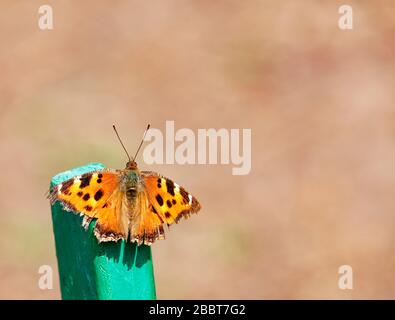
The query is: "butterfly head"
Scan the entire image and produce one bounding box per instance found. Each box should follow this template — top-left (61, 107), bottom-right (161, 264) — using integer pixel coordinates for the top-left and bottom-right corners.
top-left (125, 160), bottom-right (138, 170)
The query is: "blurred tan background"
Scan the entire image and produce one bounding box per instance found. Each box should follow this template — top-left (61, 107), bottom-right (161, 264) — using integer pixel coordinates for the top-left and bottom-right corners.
top-left (1, 1), bottom-right (395, 299)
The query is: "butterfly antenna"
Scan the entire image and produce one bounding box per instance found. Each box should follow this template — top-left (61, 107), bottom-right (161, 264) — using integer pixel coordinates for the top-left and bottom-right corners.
top-left (133, 124), bottom-right (150, 161)
top-left (112, 125), bottom-right (131, 162)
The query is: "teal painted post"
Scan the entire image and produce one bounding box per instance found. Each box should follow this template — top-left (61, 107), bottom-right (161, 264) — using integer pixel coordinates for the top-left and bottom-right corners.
top-left (50, 163), bottom-right (156, 300)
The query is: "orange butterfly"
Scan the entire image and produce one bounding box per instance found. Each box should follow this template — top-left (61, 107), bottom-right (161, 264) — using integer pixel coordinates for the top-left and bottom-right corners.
top-left (48, 125), bottom-right (201, 246)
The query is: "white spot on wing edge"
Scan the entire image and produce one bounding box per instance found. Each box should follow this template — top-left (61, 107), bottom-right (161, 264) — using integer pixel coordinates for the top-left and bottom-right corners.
top-left (57, 184), bottom-right (62, 194)
top-left (188, 194), bottom-right (193, 205)
top-left (73, 175), bottom-right (82, 186)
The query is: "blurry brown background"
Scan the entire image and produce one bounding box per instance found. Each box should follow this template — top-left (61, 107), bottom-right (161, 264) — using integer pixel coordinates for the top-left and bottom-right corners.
top-left (0, 1), bottom-right (394, 299)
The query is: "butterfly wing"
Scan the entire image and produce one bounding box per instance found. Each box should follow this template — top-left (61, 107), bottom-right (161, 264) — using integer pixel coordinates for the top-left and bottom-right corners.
top-left (49, 169), bottom-right (129, 242)
top-left (129, 171), bottom-right (201, 245)
top-left (128, 188), bottom-right (166, 245)
top-left (49, 169), bottom-right (201, 245)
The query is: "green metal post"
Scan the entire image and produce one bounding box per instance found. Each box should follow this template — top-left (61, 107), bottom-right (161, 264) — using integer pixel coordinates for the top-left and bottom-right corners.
top-left (50, 163), bottom-right (156, 300)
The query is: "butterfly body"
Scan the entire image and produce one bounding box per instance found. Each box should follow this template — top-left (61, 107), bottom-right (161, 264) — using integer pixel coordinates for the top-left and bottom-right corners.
top-left (49, 160), bottom-right (201, 246)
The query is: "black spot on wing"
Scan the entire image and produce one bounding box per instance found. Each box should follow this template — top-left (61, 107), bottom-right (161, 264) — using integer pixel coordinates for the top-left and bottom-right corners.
top-left (166, 200), bottom-right (172, 208)
top-left (94, 189), bottom-right (104, 201)
top-left (77, 191), bottom-right (83, 197)
top-left (156, 194), bottom-right (164, 206)
top-left (166, 180), bottom-right (175, 196)
top-left (83, 193), bottom-right (90, 201)
top-left (79, 173), bottom-right (92, 188)
top-left (84, 205), bottom-right (93, 212)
